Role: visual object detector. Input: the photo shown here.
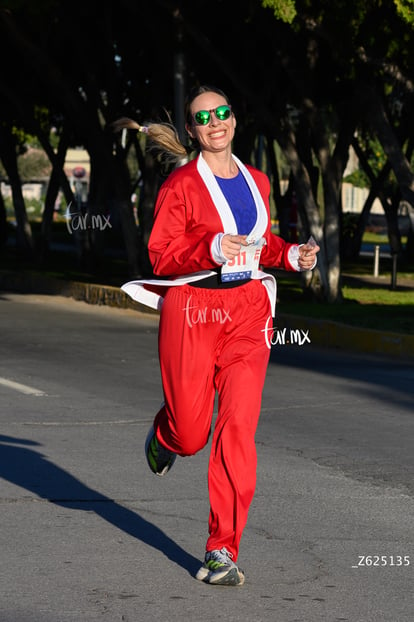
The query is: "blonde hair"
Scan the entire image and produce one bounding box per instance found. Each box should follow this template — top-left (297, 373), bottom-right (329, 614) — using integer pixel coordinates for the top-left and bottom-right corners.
top-left (112, 117), bottom-right (189, 167)
top-left (112, 86), bottom-right (231, 167)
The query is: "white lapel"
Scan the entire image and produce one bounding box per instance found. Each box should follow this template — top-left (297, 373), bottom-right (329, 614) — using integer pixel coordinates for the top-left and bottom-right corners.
top-left (231, 155), bottom-right (268, 242)
top-left (197, 153), bottom-right (268, 241)
top-left (197, 153), bottom-right (237, 232)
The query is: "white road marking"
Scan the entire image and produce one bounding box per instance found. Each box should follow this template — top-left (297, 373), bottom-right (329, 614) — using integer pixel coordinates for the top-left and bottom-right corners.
top-left (0, 377), bottom-right (47, 396)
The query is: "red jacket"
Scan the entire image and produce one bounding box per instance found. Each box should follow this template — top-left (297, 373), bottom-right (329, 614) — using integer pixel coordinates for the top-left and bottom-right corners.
top-left (148, 155), bottom-right (296, 278)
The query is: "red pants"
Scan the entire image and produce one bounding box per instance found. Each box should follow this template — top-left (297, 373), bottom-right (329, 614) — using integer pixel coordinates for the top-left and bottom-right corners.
top-left (153, 280), bottom-right (271, 560)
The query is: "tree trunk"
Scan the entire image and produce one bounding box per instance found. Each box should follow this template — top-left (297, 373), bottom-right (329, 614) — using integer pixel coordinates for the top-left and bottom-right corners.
top-left (311, 102), bottom-right (356, 302)
top-left (40, 129), bottom-right (70, 262)
top-left (0, 126), bottom-right (33, 255)
top-left (364, 85), bottom-right (414, 250)
top-left (0, 191), bottom-right (7, 250)
top-left (266, 137), bottom-right (290, 239)
top-left (279, 129), bottom-right (329, 299)
top-left (10, 180), bottom-right (32, 255)
top-left (351, 139), bottom-right (393, 258)
top-left (322, 169), bottom-right (342, 302)
top-left (382, 195), bottom-right (403, 255)
top-left (37, 125), bottom-right (73, 206)
top-left (137, 152), bottom-right (161, 277)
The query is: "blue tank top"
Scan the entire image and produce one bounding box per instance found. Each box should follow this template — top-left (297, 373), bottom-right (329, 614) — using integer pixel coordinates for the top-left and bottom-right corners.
top-left (215, 172), bottom-right (257, 235)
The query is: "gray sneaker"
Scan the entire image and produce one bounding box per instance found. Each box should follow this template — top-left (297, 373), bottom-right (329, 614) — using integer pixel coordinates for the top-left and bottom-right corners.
top-left (145, 426), bottom-right (176, 476)
top-left (195, 547), bottom-right (245, 586)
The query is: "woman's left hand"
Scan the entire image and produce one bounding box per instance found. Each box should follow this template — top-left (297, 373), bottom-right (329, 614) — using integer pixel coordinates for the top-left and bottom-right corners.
top-left (298, 242), bottom-right (320, 270)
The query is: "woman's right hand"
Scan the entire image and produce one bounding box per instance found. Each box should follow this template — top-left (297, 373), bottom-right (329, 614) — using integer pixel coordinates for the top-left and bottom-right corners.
top-left (221, 234), bottom-right (248, 260)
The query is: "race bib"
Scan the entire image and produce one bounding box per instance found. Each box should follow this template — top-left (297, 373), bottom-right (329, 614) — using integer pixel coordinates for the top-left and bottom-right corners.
top-left (221, 238), bottom-right (266, 282)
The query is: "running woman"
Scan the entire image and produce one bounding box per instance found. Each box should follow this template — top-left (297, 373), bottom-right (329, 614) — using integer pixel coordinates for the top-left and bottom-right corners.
top-left (118, 85), bottom-right (319, 586)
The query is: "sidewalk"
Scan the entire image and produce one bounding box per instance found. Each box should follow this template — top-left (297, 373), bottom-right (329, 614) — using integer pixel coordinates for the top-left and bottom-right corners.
top-left (1, 269), bottom-right (413, 360)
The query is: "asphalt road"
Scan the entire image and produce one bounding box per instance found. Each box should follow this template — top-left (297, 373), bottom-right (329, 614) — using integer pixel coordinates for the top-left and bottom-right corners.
top-left (0, 292), bottom-right (413, 622)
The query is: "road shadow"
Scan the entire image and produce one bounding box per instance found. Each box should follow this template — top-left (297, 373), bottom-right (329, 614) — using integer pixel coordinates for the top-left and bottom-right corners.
top-left (0, 434), bottom-right (200, 576)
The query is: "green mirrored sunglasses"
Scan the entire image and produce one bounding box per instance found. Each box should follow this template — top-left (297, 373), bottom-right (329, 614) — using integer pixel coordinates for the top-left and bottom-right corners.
top-left (192, 105), bottom-right (232, 126)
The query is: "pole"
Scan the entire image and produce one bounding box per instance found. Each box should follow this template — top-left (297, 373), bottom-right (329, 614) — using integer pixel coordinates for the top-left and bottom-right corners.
top-left (373, 244), bottom-right (380, 277)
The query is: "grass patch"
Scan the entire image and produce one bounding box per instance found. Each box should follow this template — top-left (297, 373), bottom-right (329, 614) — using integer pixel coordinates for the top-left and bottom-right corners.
top-left (275, 270), bottom-right (414, 335)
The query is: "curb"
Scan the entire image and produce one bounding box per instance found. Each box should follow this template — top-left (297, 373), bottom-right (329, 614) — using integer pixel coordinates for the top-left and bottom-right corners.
top-left (0, 270), bottom-right (158, 317)
top-left (1, 270), bottom-right (413, 361)
top-left (275, 314), bottom-right (414, 361)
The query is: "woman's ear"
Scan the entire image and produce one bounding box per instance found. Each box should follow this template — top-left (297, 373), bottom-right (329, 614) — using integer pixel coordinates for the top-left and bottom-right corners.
top-left (185, 123), bottom-right (194, 139)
